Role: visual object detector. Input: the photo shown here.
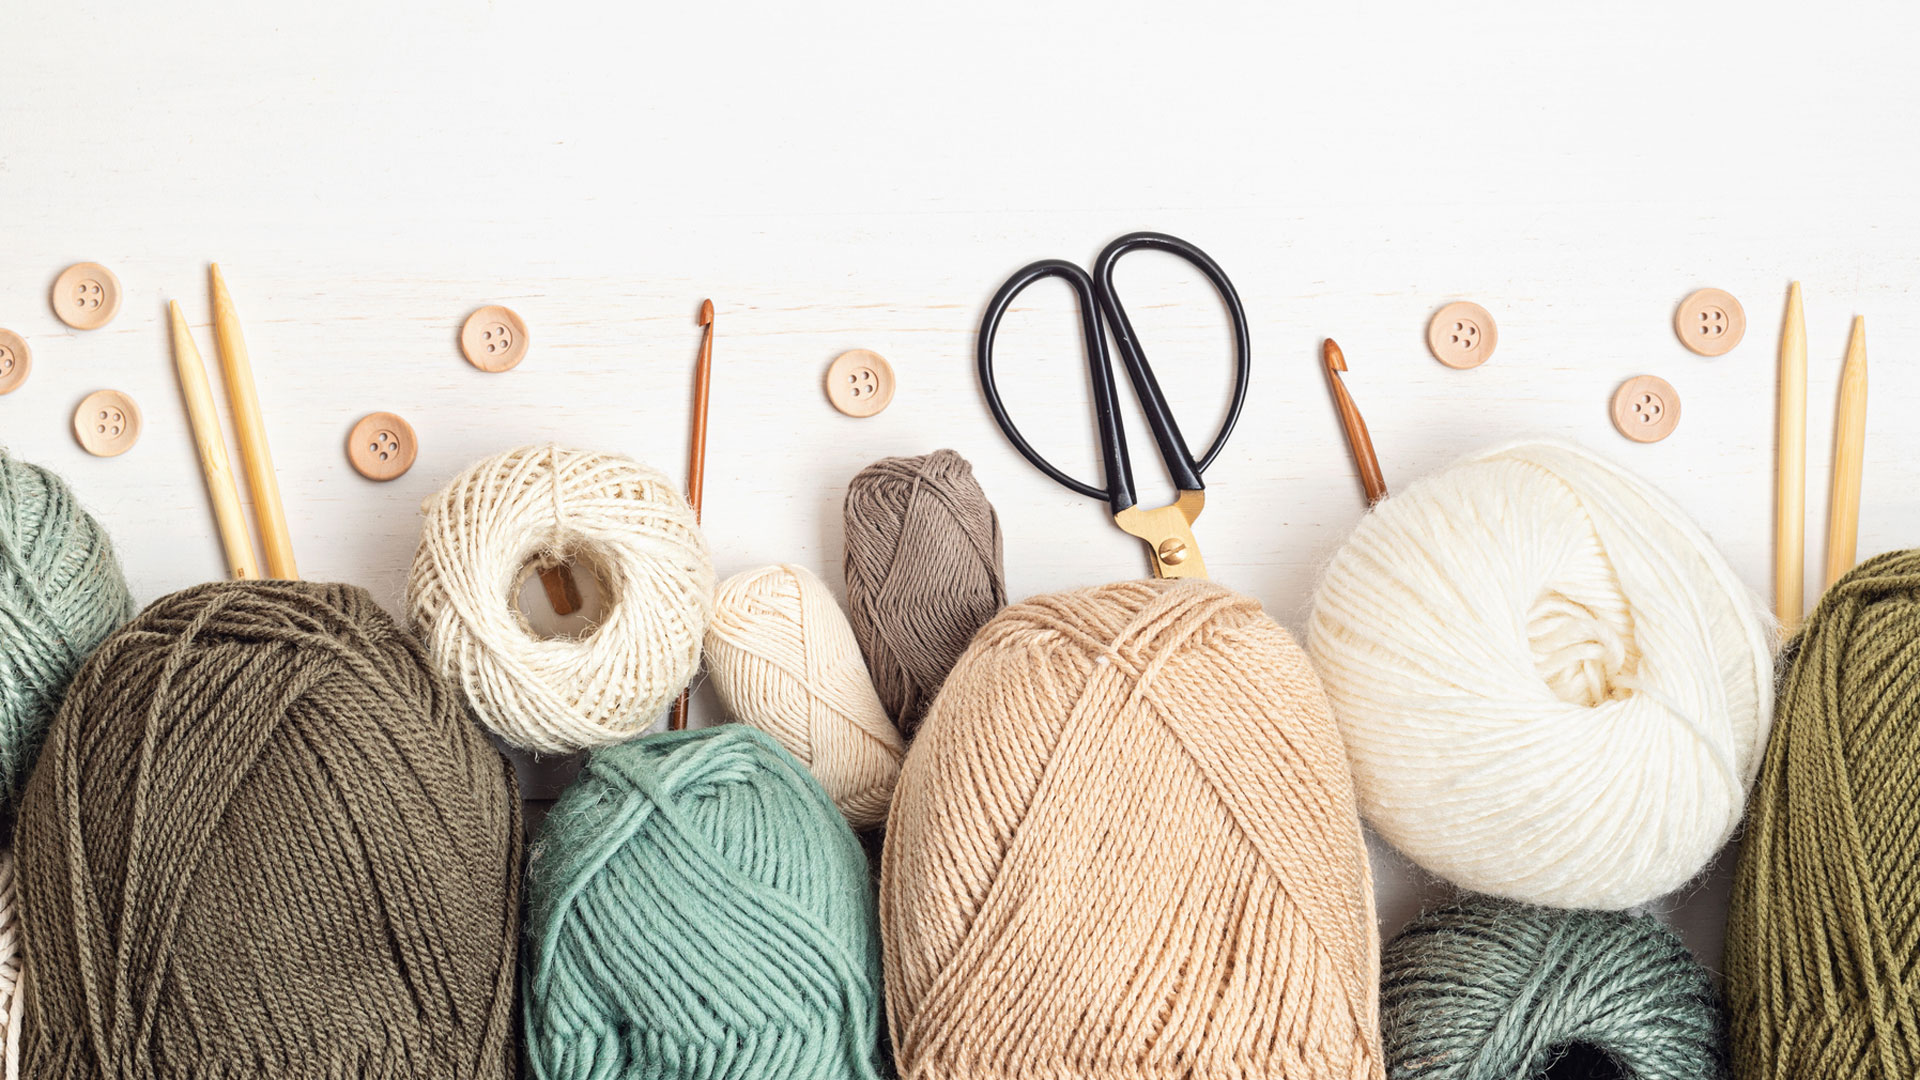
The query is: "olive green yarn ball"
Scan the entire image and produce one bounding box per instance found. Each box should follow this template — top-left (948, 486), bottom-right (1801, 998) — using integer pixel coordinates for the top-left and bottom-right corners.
top-left (1382, 895), bottom-right (1726, 1079)
top-left (524, 725), bottom-right (887, 1080)
top-left (0, 448), bottom-right (133, 832)
top-left (1729, 549), bottom-right (1920, 1078)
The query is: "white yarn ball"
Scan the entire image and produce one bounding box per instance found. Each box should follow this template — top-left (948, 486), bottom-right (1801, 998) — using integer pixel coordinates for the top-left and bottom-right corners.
top-left (704, 564), bottom-right (904, 828)
top-left (1305, 440), bottom-right (1774, 910)
top-left (408, 445), bottom-right (714, 753)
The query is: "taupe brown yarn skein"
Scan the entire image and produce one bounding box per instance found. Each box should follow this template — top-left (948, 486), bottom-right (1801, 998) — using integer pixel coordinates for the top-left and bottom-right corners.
top-left (16, 581), bottom-right (522, 1079)
top-left (882, 579), bottom-right (1383, 1080)
top-left (843, 450), bottom-right (1005, 736)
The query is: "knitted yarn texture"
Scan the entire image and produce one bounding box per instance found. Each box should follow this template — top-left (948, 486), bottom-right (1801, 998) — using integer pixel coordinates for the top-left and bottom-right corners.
top-left (523, 725), bottom-right (886, 1080)
top-left (704, 563), bottom-right (904, 829)
top-left (17, 581), bottom-right (522, 1079)
top-left (0, 852), bottom-right (19, 1080)
top-left (1306, 440), bottom-right (1773, 910)
top-left (1728, 549), bottom-right (1920, 1079)
top-left (0, 448), bottom-right (133, 835)
top-left (843, 449), bottom-right (1005, 736)
top-left (882, 579), bottom-right (1382, 1080)
top-left (1382, 895), bottom-right (1726, 1080)
top-left (408, 445), bottom-right (715, 753)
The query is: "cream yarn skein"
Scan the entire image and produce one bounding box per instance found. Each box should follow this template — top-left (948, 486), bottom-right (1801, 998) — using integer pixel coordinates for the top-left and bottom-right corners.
top-left (1306, 440), bottom-right (1773, 910)
top-left (409, 445), bottom-right (714, 753)
top-left (705, 564), bottom-right (904, 829)
top-left (0, 852), bottom-right (18, 1080)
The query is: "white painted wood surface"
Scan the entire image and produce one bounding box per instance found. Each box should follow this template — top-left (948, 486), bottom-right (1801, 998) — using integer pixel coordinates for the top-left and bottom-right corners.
top-left (7, 0), bottom-right (1920, 972)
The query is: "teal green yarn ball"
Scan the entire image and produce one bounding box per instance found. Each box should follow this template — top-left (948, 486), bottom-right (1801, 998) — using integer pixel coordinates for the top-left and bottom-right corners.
top-left (0, 448), bottom-right (133, 830)
top-left (524, 725), bottom-right (887, 1080)
top-left (1381, 895), bottom-right (1725, 1080)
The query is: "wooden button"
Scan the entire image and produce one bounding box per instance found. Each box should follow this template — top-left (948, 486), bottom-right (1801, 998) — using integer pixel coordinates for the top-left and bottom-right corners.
top-left (347, 411), bottom-right (418, 481)
top-left (51, 263), bottom-right (122, 330)
top-left (0, 330), bottom-right (29, 395)
top-left (1611, 376), bottom-right (1681, 443)
top-left (1427, 301), bottom-right (1497, 369)
top-left (460, 305), bottom-right (529, 372)
top-left (72, 390), bottom-right (141, 456)
top-left (1675, 288), bottom-right (1745, 356)
top-left (826, 349), bottom-right (895, 417)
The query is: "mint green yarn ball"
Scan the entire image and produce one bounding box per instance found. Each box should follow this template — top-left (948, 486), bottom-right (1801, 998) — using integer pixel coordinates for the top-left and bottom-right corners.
top-left (0, 448), bottom-right (133, 831)
top-left (524, 725), bottom-right (887, 1080)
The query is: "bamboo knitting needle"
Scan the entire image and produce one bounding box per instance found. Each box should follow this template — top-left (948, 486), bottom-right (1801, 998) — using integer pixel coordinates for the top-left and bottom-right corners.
top-left (1824, 316), bottom-right (1868, 589)
top-left (1775, 283), bottom-right (1807, 630)
top-left (210, 264), bottom-right (299, 580)
top-left (670, 299), bottom-right (716, 732)
top-left (1322, 339), bottom-right (1387, 505)
top-left (169, 301), bottom-right (261, 581)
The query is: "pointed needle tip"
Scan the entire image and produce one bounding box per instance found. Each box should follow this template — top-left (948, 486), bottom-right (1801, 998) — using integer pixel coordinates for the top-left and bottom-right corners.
top-left (699, 299), bottom-right (714, 326)
top-left (1323, 338), bottom-right (1346, 372)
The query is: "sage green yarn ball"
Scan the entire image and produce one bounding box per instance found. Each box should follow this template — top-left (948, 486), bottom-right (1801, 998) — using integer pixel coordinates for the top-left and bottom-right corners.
top-left (0, 448), bottom-right (133, 831)
top-left (1382, 895), bottom-right (1726, 1080)
top-left (524, 725), bottom-right (887, 1080)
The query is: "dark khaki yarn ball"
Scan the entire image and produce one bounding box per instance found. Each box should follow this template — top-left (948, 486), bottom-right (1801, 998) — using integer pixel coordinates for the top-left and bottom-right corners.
top-left (843, 449), bottom-right (1005, 737)
top-left (16, 581), bottom-right (522, 1079)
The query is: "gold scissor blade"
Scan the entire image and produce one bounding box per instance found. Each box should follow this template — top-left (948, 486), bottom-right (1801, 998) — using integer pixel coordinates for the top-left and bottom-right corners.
top-left (1114, 490), bottom-right (1208, 579)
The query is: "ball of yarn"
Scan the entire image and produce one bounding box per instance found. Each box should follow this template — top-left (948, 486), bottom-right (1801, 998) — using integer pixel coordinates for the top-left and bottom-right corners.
top-left (843, 449), bottom-right (1005, 736)
top-left (1728, 549), bottom-right (1920, 1078)
top-left (524, 725), bottom-right (886, 1080)
top-left (0, 448), bottom-right (133, 834)
top-left (883, 579), bottom-right (1382, 1079)
top-left (17, 581), bottom-right (522, 1078)
top-left (409, 444), bottom-right (715, 752)
top-left (705, 564), bottom-right (904, 829)
top-left (1383, 895), bottom-right (1725, 1080)
top-left (1306, 440), bottom-right (1773, 910)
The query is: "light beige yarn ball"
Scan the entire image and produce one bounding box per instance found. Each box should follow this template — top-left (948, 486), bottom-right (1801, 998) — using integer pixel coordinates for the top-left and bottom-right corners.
top-left (704, 564), bottom-right (904, 829)
top-left (408, 445), bottom-right (714, 753)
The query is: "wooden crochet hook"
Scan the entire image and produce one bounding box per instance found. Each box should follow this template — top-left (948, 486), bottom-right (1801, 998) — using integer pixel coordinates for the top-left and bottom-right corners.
top-left (1824, 315), bottom-right (1868, 588)
top-left (1775, 283), bottom-right (1806, 629)
top-left (211, 264), bottom-right (298, 580)
top-left (169, 301), bottom-right (261, 581)
top-left (1323, 339), bottom-right (1387, 504)
top-left (670, 299), bottom-right (716, 732)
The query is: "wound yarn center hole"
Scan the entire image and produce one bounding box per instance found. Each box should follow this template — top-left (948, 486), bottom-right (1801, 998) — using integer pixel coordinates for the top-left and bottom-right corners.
top-left (514, 548), bottom-right (612, 641)
top-left (1526, 587), bottom-right (1639, 707)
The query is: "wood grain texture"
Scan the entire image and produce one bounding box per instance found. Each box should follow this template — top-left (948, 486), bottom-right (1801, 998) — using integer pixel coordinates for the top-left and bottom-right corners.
top-left (5, 0), bottom-right (1920, 972)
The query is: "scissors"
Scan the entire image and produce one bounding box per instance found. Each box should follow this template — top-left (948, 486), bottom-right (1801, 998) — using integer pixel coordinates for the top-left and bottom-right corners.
top-left (977, 232), bottom-right (1250, 579)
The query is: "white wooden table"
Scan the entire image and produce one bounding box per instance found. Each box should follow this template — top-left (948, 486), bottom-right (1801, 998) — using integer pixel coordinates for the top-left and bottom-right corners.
top-left (8, 0), bottom-right (1920, 972)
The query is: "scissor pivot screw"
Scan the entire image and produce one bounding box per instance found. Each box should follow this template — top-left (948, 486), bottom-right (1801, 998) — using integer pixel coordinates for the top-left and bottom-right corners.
top-left (1157, 538), bottom-right (1188, 565)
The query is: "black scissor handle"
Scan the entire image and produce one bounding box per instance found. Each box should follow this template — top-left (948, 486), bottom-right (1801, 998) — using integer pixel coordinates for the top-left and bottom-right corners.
top-left (1092, 232), bottom-right (1252, 485)
top-left (977, 259), bottom-right (1137, 512)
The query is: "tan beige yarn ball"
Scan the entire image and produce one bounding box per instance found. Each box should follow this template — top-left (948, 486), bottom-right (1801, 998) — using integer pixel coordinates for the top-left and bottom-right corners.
top-left (704, 564), bottom-right (905, 829)
top-left (881, 579), bottom-right (1383, 1080)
